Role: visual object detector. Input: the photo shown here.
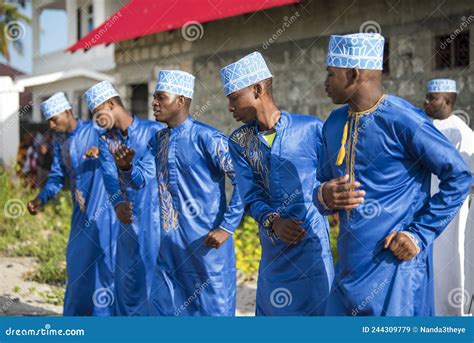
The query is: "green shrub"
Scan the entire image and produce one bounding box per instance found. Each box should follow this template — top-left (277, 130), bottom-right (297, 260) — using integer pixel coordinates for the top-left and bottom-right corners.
top-left (0, 168), bottom-right (70, 288)
top-left (234, 214), bottom-right (340, 280)
top-left (234, 215), bottom-right (261, 279)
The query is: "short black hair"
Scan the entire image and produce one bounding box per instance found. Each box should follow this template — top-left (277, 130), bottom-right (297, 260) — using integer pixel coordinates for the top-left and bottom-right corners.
top-left (261, 77), bottom-right (273, 98)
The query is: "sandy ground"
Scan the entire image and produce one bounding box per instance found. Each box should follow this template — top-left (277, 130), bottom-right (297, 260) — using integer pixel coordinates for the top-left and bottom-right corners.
top-left (0, 256), bottom-right (256, 316)
top-left (236, 281), bottom-right (257, 316)
top-left (0, 257), bottom-right (63, 315)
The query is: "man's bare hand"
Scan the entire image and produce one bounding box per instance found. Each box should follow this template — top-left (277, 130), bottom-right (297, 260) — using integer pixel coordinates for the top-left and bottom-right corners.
top-left (114, 144), bottom-right (135, 171)
top-left (384, 232), bottom-right (419, 261)
top-left (27, 198), bottom-right (42, 215)
top-left (321, 174), bottom-right (365, 210)
top-left (115, 202), bottom-right (133, 224)
top-left (204, 228), bottom-right (230, 249)
top-left (273, 217), bottom-right (305, 245)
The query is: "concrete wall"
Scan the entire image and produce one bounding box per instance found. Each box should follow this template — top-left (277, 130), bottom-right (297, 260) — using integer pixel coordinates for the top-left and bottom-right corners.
top-left (114, 0), bottom-right (474, 134)
top-left (0, 77), bottom-right (23, 167)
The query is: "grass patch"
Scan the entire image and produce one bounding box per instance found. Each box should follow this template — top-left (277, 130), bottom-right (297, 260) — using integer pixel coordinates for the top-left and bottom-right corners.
top-left (0, 168), bottom-right (70, 289)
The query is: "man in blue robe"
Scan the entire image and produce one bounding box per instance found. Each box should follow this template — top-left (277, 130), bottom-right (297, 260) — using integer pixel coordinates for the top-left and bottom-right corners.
top-left (315, 33), bottom-right (472, 316)
top-left (220, 52), bottom-right (334, 315)
top-left (113, 70), bottom-right (243, 316)
top-left (83, 81), bottom-right (164, 316)
top-left (27, 92), bottom-right (118, 316)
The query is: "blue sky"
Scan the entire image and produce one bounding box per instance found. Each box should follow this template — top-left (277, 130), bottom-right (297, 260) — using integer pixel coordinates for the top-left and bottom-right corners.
top-left (0, 2), bottom-right (67, 74)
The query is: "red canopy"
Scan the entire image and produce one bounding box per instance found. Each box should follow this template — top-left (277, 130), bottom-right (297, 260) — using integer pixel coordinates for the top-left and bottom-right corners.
top-left (67, 0), bottom-right (300, 52)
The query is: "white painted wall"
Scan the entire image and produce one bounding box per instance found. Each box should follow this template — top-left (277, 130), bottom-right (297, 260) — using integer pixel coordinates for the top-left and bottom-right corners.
top-left (0, 77), bottom-right (23, 167)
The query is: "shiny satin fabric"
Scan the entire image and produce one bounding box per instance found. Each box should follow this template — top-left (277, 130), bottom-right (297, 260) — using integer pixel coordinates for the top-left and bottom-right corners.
top-left (120, 116), bottom-right (244, 316)
top-left (99, 116), bottom-right (165, 316)
top-left (315, 95), bottom-right (472, 316)
top-left (229, 112), bottom-right (335, 316)
top-left (37, 120), bottom-right (118, 316)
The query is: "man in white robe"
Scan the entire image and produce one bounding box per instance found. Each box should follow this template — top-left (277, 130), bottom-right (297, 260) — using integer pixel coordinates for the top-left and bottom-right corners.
top-left (424, 78), bottom-right (474, 316)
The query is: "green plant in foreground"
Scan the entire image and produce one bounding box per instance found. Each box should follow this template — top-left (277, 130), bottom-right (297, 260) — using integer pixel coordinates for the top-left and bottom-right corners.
top-left (0, 168), bottom-right (70, 290)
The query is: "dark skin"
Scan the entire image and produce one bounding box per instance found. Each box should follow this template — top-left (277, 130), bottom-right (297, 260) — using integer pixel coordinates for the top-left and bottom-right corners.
top-left (28, 110), bottom-right (97, 214)
top-left (226, 78), bottom-right (305, 245)
top-left (324, 66), bottom-right (418, 261)
top-left (114, 90), bottom-right (230, 249)
top-left (423, 92), bottom-right (456, 120)
top-left (92, 98), bottom-right (134, 224)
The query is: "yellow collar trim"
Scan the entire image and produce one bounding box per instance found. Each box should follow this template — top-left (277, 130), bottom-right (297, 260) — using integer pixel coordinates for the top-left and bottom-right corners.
top-left (348, 94), bottom-right (386, 116)
top-left (335, 94), bottom-right (386, 167)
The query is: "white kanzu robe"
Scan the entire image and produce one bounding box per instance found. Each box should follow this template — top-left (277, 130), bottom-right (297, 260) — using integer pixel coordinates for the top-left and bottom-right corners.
top-left (466, 184), bottom-right (474, 315)
top-left (431, 114), bottom-right (474, 316)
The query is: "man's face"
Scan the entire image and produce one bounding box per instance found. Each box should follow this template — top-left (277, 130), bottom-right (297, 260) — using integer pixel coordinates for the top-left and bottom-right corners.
top-left (48, 111), bottom-right (71, 133)
top-left (226, 86), bottom-right (257, 124)
top-left (424, 92), bottom-right (449, 120)
top-left (325, 67), bottom-right (352, 104)
top-left (92, 101), bottom-right (116, 129)
top-left (151, 91), bottom-right (181, 124)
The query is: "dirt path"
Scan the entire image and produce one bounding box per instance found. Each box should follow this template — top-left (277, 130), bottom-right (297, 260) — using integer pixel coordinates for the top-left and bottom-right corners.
top-left (0, 256), bottom-right (63, 316)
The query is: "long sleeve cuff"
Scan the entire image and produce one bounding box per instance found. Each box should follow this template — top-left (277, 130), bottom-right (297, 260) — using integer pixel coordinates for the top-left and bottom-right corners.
top-left (399, 231), bottom-right (421, 255)
top-left (314, 183), bottom-right (333, 216)
top-left (111, 191), bottom-right (127, 208)
top-left (219, 225), bottom-right (235, 235)
top-left (36, 194), bottom-right (48, 206)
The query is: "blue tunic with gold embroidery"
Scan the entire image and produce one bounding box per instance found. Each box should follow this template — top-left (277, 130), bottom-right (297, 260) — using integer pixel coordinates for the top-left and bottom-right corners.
top-left (99, 116), bottom-right (164, 316)
top-left (315, 95), bottom-right (472, 316)
top-left (228, 112), bottom-right (334, 316)
top-left (37, 120), bottom-right (118, 316)
top-left (120, 116), bottom-right (244, 316)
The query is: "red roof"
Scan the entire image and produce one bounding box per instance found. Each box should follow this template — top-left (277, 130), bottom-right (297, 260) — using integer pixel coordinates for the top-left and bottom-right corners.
top-left (68, 0), bottom-right (300, 52)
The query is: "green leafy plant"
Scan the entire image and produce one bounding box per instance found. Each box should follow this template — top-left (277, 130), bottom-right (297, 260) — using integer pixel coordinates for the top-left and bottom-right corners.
top-left (0, 168), bottom-right (70, 291)
top-left (234, 215), bottom-right (261, 280)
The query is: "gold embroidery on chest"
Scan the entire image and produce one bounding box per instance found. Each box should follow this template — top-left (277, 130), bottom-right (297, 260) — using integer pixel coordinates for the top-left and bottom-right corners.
top-left (156, 131), bottom-right (179, 231)
top-left (231, 127), bottom-right (269, 191)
